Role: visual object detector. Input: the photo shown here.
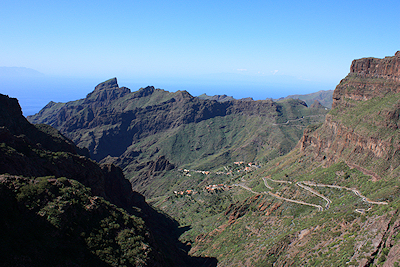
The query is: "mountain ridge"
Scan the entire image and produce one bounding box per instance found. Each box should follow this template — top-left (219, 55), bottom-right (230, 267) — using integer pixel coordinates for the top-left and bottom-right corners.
top-left (28, 79), bottom-right (328, 198)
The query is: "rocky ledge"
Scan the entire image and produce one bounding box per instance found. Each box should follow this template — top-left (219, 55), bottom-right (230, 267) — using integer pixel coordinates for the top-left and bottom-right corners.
top-left (299, 51), bottom-right (400, 180)
top-left (333, 52), bottom-right (400, 109)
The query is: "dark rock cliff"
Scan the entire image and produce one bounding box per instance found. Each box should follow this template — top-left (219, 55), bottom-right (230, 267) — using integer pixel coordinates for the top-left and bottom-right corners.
top-left (0, 93), bottom-right (143, 209)
top-left (0, 93), bottom-right (217, 266)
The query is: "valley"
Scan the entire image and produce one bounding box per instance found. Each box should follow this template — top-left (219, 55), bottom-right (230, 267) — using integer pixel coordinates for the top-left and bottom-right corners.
top-left (1, 51), bottom-right (399, 266)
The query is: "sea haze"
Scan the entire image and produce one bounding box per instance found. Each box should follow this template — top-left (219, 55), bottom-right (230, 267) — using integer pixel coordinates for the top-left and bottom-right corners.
top-left (1, 73), bottom-right (335, 116)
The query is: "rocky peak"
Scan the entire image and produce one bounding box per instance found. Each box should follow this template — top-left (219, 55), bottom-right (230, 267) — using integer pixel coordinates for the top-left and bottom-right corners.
top-left (350, 51), bottom-right (400, 80)
top-left (133, 86), bottom-right (155, 98)
top-left (85, 77), bottom-right (130, 104)
top-left (93, 77), bottom-right (119, 91)
top-left (197, 93), bottom-right (235, 102)
top-left (0, 94), bottom-right (27, 134)
top-left (174, 90), bottom-right (193, 101)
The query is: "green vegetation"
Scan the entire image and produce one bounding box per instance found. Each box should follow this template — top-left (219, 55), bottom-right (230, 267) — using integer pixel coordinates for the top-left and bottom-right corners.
top-left (278, 89), bottom-right (333, 108)
top-left (25, 69), bottom-right (400, 266)
top-left (1, 175), bottom-right (153, 266)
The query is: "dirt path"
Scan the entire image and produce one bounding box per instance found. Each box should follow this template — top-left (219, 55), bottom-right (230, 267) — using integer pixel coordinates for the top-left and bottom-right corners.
top-left (262, 177), bottom-right (273, 190)
top-left (267, 178), bottom-right (292, 184)
top-left (271, 115), bottom-right (325, 126)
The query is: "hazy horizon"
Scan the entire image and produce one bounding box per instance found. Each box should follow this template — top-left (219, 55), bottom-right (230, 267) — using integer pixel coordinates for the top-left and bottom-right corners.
top-left (1, 0), bottom-right (398, 115)
top-left (0, 70), bottom-right (336, 116)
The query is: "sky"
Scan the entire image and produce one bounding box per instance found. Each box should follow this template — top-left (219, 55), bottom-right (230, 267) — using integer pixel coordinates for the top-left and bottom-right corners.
top-left (1, 0), bottom-right (399, 115)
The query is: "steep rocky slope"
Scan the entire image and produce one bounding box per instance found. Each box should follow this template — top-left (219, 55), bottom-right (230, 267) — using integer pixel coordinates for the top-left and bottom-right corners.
top-left (300, 51), bottom-right (400, 180)
top-left (0, 93), bottom-right (216, 266)
top-left (0, 93), bottom-right (142, 209)
top-left (185, 52), bottom-right (400, 266)
top-left (28, 79), bottom-right (327, 197)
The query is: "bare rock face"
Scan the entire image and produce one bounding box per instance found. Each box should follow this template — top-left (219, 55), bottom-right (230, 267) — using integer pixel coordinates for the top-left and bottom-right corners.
top-left (350, 51), bottom-right (400, 79)
top-left (85, 77), bottom-right (131, 105)
top-left (333, 51), bottom-right (400, 108)
top-left (299, 52), bottom-right (400, 180)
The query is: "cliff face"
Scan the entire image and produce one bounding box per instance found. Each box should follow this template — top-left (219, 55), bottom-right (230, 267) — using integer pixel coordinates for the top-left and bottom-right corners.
top-left (332, 51), bottom-right (400, 108)
top-left (0, 93), bottom-right (144, 209)
top-left (350, 51), bottom-right (400, 79)
top-left (300, 52), bottom-right (400, 179)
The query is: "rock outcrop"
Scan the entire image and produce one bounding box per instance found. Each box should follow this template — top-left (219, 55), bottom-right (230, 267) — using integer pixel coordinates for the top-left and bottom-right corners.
top-left (310, 100), bottom-right (324, 109)
top-left (332, 51), bottom-right (400, 108)
top-left (300, 52), bottom-right (400, 179)
top-left (197, 93), bottom-right (235, 102)
top-left (350, 51), bottom-right (400, 80)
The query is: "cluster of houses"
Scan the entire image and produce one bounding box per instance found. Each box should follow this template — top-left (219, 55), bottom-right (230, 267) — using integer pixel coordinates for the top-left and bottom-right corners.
top-left (233, 162), bottom-right (260, 173)
top-left (204, 184), bottom-right (232, 193)
top-left (173, 189), bottom-right (197, 196)
top-left (173, 161), bottom-right (261, 197)
top-left (180, 169), bottom-right (211, 176)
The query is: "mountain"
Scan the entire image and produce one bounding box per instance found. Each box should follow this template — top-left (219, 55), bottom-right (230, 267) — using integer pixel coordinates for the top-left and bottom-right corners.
top-left (24, 51), bottom-right (400, 266)
top-left (277, 89), bottom-right (334, 108)
top-left (300, 51), bottom-right (400, 180)
top-left (0, 93), bottom-right (216, 266)
top-left (28, 79), bottom-right (328, 198)
top-left (197, 93), bottom-right (236, 102)
top-left (187, 51), bottom-right (400, 266)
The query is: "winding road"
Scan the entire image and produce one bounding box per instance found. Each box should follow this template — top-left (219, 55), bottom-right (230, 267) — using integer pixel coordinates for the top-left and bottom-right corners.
top-left (232, 183), bottom-right (324, 211)
top-left (233, 178), bottom-right (387, 213)
top-left (301, 181), bottom-right (388, 205)
top-left (296, 182), bottom-right (332, 209)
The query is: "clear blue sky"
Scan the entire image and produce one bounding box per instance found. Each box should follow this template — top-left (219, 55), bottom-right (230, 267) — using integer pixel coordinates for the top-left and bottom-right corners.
top-left (1, 0), bottom-right (399, 114)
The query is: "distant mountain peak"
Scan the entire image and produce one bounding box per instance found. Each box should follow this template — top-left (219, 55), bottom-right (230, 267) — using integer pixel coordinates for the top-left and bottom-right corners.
top-left (197, 93), bottom-right (235, 102)
top-left (93, 77), bottom-right (119, 91)
top-left (85, 77), bottom-right (130, 104)
top-left (135, 86), bottom-right (155, 98)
